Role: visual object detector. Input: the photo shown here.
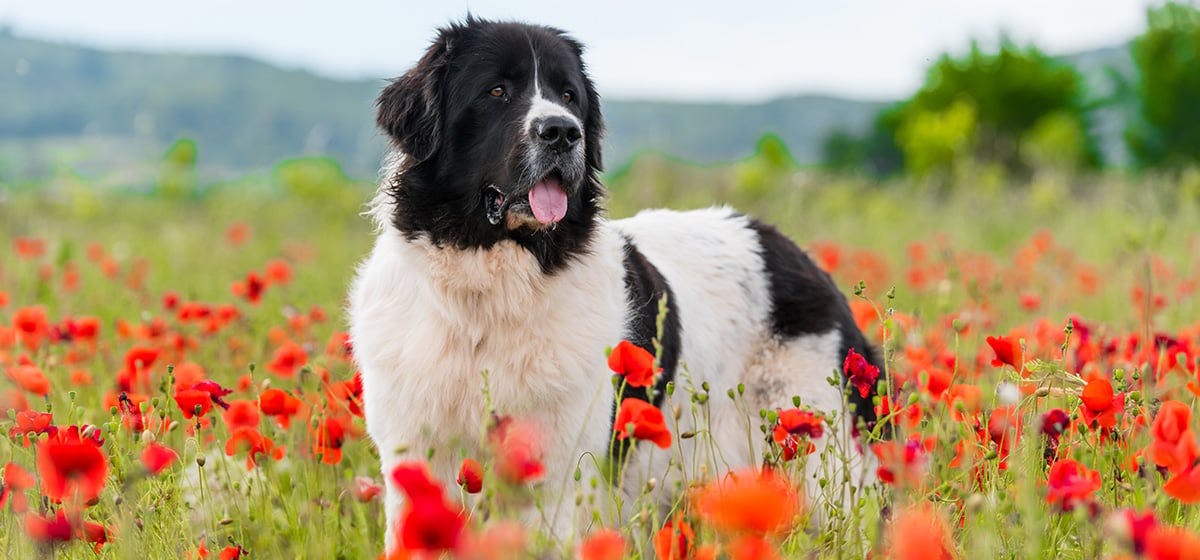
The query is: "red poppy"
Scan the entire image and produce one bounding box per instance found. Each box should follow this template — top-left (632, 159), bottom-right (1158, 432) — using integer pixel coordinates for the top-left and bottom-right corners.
top-left (389, 462), bottom-right (466, 553)
top-left (580, 529), bottom-right (626, 560)
top-left (7, 364), bottom-right (50, 396)
top-left (9, 410), bottom-right (56, 446)
top-left (608, 340), bottom-right (659, 388)
top-left (693, 468), bottom-right (800, 536)
top-left (326, 374), bottom-right (364, 417)
top-left (613, 398), bottom-right (672, 449)
top-left (265, 258), bottom-right (293, 285)
top-left (1122, 509), bottom-right (1158, 554)
top-left (219, 546), bottom-right (246, 560)
top-left (458, 458), bottom-right (484, 494)
top-left (1164, 463), bottom-right (1200, 504)
top-left (1144, 526), bottom-right (1200, 560)
top-left (312, 415), bottom-right (349, 464)
top-left (653, 516), bottom-right (695, 560)
top-left (174, 388), bottom-right (214, 419)
top-left (1148, 401), bottom-right (1199, 475)
top-left (225, 427), bottom-right (285, 469)
top-left (267, 340), bottom-right (308, 377)
top-left (1045, 458), bottom-right (1101, 512)
top-left (232, 271), bottom-right (267, 304)
top-left (1, 462), bottom-right (35, 512)
top-left (259, 388), bottom-right (304, 428)
top-left (353, 476), bottom-right (383, 502)
top-left (37, 428), bottom-right (109, 503)
top-left (985, 335), bottom-right (1023, 371)
top-left (842, 347), bottom-right (879, 398)
top-left (12, 306), bottom-right (50, 351)
top-left (1078, 377), bottom-right (1125, 431)
top-left (886, 504), bottom-right (957, 560)
top-left (727, 536), bottom-right (781, 560)
top-left (24, 510), bottom-right (75, 543)
top-left (141, 442), bottom-right (179, 475)
top-left (872, 435), bottom-right (934, 487)
top-left (190, 380), bottom-right (233, 409)
top-left (488, 417), bottom-right (545, 484)
top-left (222, 399), bottom-right (261, 430)
top-left (772, 408), bottom-right (824, 461)
top-left (987, 406), bottom-right (1022, 468)
top-left (326, 331), bottom-right (353, 361)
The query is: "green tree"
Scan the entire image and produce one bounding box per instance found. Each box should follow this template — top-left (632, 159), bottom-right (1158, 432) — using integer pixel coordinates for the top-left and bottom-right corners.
top-left (1126, 2), bottom-right (1200, 168)
top-left (884, 41), bottom-right (1100, 177)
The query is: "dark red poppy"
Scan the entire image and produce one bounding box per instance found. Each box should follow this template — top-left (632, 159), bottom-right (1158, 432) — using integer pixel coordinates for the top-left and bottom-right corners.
top-left (613, 398), bottom-right (672, 449)
top-left (842, 348), bottom-right (879, 398)
top-left (608, 340), bottom-right (659, 388)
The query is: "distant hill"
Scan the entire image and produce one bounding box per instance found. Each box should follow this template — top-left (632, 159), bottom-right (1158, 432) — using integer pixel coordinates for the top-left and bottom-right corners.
top-left (0, 30), bottom-right (1135, 181)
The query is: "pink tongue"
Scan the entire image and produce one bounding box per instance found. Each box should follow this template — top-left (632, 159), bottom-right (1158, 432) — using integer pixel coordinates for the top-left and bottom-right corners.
top-left (528, 178), bottom-right (568, 224)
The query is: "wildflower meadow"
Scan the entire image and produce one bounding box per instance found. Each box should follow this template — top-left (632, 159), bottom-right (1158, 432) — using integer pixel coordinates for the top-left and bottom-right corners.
top-left (2, 157), bottom-right (1200, 560)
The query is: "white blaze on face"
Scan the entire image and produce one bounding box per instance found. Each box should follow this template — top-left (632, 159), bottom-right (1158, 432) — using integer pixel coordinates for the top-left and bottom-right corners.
top-left (521, 46), bottom-right (582, 138)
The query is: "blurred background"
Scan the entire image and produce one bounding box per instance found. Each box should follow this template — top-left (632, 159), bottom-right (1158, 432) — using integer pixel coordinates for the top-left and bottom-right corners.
top-left (3, 1), bottom-right (1200, 327)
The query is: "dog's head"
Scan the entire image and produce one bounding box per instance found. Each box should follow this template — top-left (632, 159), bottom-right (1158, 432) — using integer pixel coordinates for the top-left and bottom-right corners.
top-left (377, 18), bottom-right (604, 272)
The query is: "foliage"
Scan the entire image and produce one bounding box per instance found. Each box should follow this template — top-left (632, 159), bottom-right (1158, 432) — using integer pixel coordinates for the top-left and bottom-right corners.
top-left (1126, 2), bottom-right (1200, 169)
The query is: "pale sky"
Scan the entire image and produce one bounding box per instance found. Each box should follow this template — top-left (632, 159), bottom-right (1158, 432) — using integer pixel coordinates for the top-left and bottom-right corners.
top-left (0, 0), bottom-right (1159, 102)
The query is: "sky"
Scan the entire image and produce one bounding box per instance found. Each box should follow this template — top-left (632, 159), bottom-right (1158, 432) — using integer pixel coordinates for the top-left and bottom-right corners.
top-left (0, 0), bottom-right (1161, 102)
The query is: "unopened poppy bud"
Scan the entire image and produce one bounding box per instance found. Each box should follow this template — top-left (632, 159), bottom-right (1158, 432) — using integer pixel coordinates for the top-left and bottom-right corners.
top-left (645, 478), bottom-right (657, 492)
top-left (140, 430), bottom-right (155, 444)
top-left (1035, 387), bottom-right (1051, 397)
top-left (196, 455), bottom-right (206, 468)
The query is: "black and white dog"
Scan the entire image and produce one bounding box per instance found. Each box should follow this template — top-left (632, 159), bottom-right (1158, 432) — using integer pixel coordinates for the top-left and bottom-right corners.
top-left (348, 17), bottom-right (880, 551)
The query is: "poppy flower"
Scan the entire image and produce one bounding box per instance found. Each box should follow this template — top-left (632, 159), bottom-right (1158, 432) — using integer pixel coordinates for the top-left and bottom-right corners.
top-left (727, 535), bottom-right (781, 560)
top-left (872, 436), bottom-right (934, 487)
top-left (580, 529), bottom-right (625, 560)
top-left (265, 258), bottom-right (293, 285)
top-left (985, 335), bottom-right (1023, 371)
top-left (174, 388), bottom-right (214, 419)
top-left (12, 306), bottom-right (50, 351)
top-left (987, 406), bottom-right (1022, 468)
top-left (353, 476), bottom-right (383, 502)
top-left (232, 271), bottom-right (267, 304)
top-left (7, 364), bottom-right (50, 396)
top-left (326, 331), bottom-right (353, 361)
top-left (886, 504), bottom-right (957, 560)
top-left (312, 415), bottom-right (349, 464)
top-left (1, 462), bottom-right (35, 512)
top-left (1164, 463), bottom-right (1200, 504)
top-left (222, 399), bottom-right (261, 430)
top-left (1078, 377), bottom-right (1125, 431)
top-left (1118, 509), bottom-right (1158, 554)
top-left (653, 516), bottom-right (695, 560)
top-left (389, 462), bottom-right (466, 553)
top-left (225, 426), bottom-right (285, 469)
top-left (693, 468), bottom-right (800, 536)
top-left (267, 340), bottom-right (308, 378)
top-left (326, 375), bottom-right (364, 417)
top-left (488, 417), bottom-right (545, 484)
top-left (141, 442), bottom-right (179, 475)
top-left (613, 398), bottom-right (672, 449)
top-left (219, 546), bottom-right (246, 560)
top-left (1045, 458), bottom-right (1101, 512)
top-left (842, 348), bottom-right (879, 398)
top-left (10, 410), bottom-right (56, 446)
top-left (37, 428), bottom-right (109, 503)
top-left (190, 380), bottom-right (233, 409)
top-left (1143, 526), bottom-right (1200, 560)
top-left (1148, 400), bottom-right (1199, 475)
top-left (457, 458), bottom-right (483, 494)
top-left (608, 340), bottom-right (659, 388)
top-left (259, 388), bottom-right (303, 428)
top-left (24, 510), bottom-right (75, 543)
top-left (772, 408), bottom-right (824, 461)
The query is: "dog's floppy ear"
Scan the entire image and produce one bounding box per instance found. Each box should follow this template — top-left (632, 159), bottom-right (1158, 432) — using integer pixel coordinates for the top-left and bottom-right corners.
top-left (376, 29), bottom-right (455, 162)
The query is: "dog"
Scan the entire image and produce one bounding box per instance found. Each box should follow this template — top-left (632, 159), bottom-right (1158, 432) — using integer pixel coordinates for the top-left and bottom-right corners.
top-left (348, 17), bottom-right (881, 552)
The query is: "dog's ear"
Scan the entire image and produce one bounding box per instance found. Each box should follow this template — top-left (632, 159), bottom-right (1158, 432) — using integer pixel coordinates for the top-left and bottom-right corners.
top-left (376, 29), bottom-right (456, 162)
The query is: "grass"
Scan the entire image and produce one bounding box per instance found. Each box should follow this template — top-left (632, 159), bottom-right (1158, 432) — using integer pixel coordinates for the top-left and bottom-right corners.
top-left (2, 155), bottom-right (1200, 559)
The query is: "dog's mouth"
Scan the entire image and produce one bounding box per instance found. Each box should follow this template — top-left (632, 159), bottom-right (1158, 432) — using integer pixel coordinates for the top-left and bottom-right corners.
top-left (484, 170), bottom-right (570, 230)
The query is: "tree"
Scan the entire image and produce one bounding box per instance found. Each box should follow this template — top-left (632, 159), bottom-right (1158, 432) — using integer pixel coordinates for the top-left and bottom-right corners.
top-left (1126, 2), bottom-right (1200, 168)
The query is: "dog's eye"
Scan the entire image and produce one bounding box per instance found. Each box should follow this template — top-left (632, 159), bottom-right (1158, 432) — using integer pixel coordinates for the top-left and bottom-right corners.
top-left (561, 90), bottom-right (574, 104)
top-left (489, 85), bottom-right (506, 98)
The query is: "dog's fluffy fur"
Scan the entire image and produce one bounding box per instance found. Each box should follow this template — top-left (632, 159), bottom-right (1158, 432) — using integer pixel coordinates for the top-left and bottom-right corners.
top-left (348, 17), bottom-right (880, 551)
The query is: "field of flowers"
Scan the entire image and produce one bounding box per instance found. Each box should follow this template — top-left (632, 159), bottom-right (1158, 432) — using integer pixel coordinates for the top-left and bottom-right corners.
top-left (2, 164), bottom-right (1200, 559)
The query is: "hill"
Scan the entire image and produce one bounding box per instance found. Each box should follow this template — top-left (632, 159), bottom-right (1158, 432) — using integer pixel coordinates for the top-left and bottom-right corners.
top-left (0, 29), bottom-right (1133, 181)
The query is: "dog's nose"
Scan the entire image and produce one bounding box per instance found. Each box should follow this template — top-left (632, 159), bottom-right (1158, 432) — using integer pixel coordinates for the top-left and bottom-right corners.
top-left (533, 116), bottom-right (581, 153)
